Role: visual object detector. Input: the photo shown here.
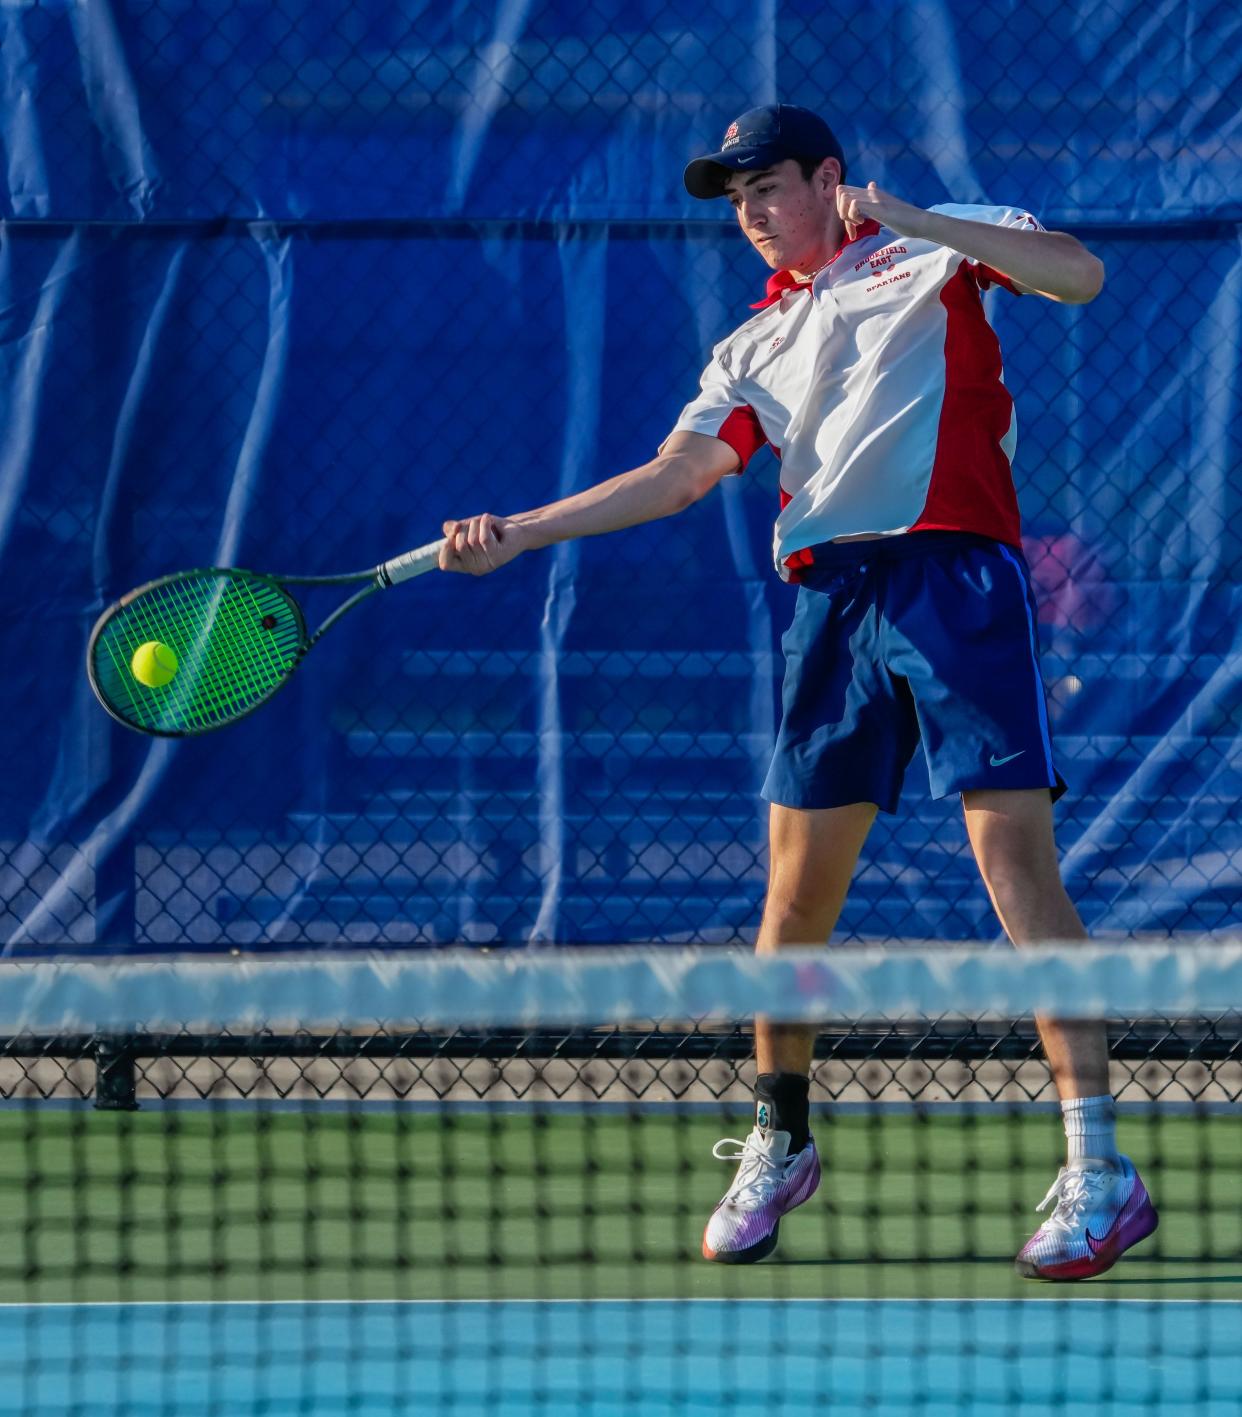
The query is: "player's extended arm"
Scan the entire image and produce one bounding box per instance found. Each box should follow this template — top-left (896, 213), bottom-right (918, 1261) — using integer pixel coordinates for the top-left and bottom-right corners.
top-left (439, 430), bottom-right (740, 575)
top-left (836, 182), bottom-right (1104, 305)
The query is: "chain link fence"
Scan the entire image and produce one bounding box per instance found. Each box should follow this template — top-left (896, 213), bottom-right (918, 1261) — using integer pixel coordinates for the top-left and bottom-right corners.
top-left (4, 1), bottom-right (1240, 950)
top-left (4, 1017), bottom-right (1240, 1108)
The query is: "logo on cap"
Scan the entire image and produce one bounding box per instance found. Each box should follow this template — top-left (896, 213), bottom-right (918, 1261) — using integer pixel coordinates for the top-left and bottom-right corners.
top-left (722, 121), bottom-right (740, 149)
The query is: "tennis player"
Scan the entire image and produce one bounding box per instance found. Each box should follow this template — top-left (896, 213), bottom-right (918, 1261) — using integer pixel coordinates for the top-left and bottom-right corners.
top-left (438, 104), bottom-right (1157, 1280)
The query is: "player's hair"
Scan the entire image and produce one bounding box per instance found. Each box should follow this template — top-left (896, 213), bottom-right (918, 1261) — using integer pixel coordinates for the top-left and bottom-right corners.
top-left (797, 153), bottom-right (847, 185)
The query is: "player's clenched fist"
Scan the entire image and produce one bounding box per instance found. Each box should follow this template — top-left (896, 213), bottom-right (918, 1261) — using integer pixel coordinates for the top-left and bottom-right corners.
top-left (439, 514), bottom-right (527, 575)
top-left (835, 181), bottom-right (928, 241)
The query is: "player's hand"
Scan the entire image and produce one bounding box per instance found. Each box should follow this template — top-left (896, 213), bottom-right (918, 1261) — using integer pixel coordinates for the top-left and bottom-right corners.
top-left (836, 181), bottom-right (928, 241)
top-left (439, 514), bottom-right (527, 575)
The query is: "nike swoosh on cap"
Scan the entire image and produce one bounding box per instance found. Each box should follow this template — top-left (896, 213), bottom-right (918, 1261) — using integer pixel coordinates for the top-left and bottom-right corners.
top-left (989, 750), bottom-right (1025, 767)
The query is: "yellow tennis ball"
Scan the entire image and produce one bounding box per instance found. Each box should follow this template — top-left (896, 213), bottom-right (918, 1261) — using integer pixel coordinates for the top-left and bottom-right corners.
top-left (131, 641), bottom-right (179, 688)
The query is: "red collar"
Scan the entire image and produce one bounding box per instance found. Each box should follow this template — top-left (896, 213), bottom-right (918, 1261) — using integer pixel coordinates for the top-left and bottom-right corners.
top-left (750, 219), bottom-right (882, 310)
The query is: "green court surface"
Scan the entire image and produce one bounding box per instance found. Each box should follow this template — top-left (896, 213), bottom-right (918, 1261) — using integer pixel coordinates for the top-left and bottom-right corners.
top-left (1, 1108), bottom-right (1237, 1305)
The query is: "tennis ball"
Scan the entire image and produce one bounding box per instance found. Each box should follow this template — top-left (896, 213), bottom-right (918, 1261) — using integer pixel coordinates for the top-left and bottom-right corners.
top-left (131, 641), bottom-right (179, 688)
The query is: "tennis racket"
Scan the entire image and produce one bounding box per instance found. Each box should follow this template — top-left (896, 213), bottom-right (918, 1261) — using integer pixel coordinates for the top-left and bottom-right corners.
top-left (87, 537), bottom-right (446, 737)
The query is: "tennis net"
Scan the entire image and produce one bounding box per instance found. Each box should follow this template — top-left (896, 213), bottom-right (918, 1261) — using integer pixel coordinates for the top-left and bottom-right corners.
top-left (0, 944), bottom-right (1239, 1415)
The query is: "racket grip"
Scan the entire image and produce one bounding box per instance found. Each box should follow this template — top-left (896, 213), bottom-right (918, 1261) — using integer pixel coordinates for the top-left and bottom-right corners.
top-left (378, 538), bottom-right (447, 587)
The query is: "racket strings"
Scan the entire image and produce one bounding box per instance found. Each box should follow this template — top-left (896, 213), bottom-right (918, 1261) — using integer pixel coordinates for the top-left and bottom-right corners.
top-left (92, 573), bottom-right (305, 733)
top-left (130, 582), bottom-right (293, 727)
top-left (100, 585), bottom-right (255, 727)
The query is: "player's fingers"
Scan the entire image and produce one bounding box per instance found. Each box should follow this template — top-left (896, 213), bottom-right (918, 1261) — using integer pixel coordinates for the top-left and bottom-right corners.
top-left (440, 519), bottom-right (481, 572)
top-left (441, 538), bottom-right (473, 571)
top-left (465, 515), bottom-right (500, 570)
top-left (465, 514), bottom-right (495, 550)
top-left (439, 514), bottom-right (516, 574)
top-left (839, 184), bottom-right (878, 219)
top-left (459, 515), bottom-right (506, 574)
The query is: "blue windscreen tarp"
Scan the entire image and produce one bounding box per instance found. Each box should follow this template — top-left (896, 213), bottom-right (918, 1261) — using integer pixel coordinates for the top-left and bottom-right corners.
top-left (3, 0), bottom-right (1240, 950)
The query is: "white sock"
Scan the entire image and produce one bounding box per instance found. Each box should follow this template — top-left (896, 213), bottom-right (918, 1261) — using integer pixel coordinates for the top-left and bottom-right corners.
top-left (1061, 1095), bottom-right (1119, 1168)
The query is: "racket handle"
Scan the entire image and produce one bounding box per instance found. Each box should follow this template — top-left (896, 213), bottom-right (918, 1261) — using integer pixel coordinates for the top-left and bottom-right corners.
top-left (378, 538), bottom-right (446, 587)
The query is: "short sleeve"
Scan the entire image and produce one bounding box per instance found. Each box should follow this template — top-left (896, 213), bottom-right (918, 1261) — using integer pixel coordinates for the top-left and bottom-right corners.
top-left (929, 202), bottom-right (1047, 295)
top-left (662, 349), bottom-right (769, 473)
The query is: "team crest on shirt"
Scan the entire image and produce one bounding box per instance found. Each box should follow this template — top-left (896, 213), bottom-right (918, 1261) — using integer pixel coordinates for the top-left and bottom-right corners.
top-left (768, 335), bottom-right (785, 353)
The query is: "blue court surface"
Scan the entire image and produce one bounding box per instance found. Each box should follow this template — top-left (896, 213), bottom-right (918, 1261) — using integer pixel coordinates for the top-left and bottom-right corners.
top-left (2, 1298), bottom-right (1240, 1415)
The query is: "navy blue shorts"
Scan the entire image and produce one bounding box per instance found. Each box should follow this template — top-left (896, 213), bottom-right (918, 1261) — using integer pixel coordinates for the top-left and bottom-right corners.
top-left (762, 532), bottom-right (1066, 814)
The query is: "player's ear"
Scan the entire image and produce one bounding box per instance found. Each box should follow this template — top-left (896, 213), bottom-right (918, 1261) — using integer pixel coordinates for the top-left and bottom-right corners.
top-left (816, 156), bottom-right (841, 196)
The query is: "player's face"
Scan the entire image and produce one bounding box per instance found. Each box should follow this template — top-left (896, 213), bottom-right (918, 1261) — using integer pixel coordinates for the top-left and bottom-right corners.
top-left (725, 159), bottom-right (841, 275)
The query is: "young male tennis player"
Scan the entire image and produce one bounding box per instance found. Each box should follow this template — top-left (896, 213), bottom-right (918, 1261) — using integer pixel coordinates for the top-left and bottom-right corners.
top-left (437, 104), bottom-right (1157, 1280)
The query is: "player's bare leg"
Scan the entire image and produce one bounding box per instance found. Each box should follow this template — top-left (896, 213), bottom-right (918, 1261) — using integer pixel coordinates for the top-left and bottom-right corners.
top-left (702, 801), bottom-right (876, 1263)
top-left (962, 786), bottom-right (1158, 1277)
top-left (755, 801), bottom-right (879, 1075)
top-left (962, 787), bottom-right (1104, 1093)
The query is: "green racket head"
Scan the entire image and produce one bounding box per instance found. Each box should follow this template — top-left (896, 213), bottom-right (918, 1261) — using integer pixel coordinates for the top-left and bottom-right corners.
top-left (87, 570), bottom-right (309, 736)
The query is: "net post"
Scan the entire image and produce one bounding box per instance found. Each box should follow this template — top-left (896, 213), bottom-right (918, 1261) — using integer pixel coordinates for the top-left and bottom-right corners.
top-left (93, 1036), bottom-right (139, 1111)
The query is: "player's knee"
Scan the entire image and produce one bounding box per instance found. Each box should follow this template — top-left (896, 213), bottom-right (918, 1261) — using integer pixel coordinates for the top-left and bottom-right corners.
top-left (976, 851), bottom-right (1066, 918)
top-left (757, 888), bottom-right (839, 950)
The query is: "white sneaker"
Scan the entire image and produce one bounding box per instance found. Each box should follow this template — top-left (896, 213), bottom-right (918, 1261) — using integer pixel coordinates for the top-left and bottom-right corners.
top-left (701, 1126), bottom-right (821, 1264)
top-left (1015, 1156), bottom-right (1158, 1280)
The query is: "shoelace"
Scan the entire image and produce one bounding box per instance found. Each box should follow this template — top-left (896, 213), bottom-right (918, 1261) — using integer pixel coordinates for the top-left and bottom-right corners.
top-left (711, 1136), bottom-right (786, 1204)
top-left (1034, 1166), bottom-right (1113, 1236)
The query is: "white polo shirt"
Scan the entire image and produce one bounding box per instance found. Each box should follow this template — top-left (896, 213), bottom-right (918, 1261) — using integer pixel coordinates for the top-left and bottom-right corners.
top-left (668, 204), bottom-right (1044, 581)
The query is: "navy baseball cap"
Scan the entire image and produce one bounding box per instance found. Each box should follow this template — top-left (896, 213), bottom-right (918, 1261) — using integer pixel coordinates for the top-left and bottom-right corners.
top-left (684, 104), bottom-right (846, 200)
